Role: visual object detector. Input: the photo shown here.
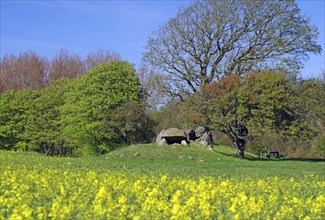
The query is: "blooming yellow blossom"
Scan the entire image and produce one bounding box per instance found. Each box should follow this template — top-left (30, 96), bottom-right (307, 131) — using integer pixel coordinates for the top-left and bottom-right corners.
top-left (0, 157), bottom-right (324, 219)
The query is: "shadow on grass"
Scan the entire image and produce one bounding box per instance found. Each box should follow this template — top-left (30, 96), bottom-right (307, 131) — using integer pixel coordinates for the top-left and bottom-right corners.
top-left (282, 158), bottom-right (325, 162)
top-left (213, 149), bottom-right (325, 162)
top-left (212, 149), bottom-right (263, 161)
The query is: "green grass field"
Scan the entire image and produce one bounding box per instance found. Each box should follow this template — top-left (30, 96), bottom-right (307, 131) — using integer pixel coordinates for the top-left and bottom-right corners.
top-left (2, 143), bottom-right (324, 178)
top-left (101, 143), bottom-right (325, 177)
top-left (1, 144), bottom-right (324, 219)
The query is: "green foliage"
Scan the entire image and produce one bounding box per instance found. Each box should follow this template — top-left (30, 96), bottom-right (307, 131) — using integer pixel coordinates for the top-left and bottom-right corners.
top-left (10, 89), bottom-right (41, 151)
top-left (0, 61), bottom-right (153, 156)
top-left (239, 74), bottom-right (324, 154)
top-left (1, 82), bottom-right (68, 154)
top-left (202, 75), bottom-right (241, 133)
top-left (184, 71), bottom-right (324, 156)
top-left (109, 101), bottom-right (155, 144)
top-left (59, 61), bottom-right (145, 156)
top-left (0, 90), bottom-right (15, 150)
top-left (150, 101), bottom-right (190, 133)
top-left (30, 80), bottom-right (69, 155)
top-left (312, 131), bottom-right (325, 157)
top-left (237, 71), bottom-right (294, 136)
top-left (293, 78), bottom-right (325, 127)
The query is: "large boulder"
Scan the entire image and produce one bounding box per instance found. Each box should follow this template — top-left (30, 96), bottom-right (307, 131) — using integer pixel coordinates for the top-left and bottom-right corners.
top-left (195, 126), bottom-right (207, 138)
top-left (157, 138), bottom-right (168, 146)
top-left (156, 128), bottom-right (188, 145)
top-left (193, 126), bottom-right (213, 150)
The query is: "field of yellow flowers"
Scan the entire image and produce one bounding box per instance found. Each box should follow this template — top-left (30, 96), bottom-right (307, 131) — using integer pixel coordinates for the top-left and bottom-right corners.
top-left (1, 149), bottom-right (324, 219)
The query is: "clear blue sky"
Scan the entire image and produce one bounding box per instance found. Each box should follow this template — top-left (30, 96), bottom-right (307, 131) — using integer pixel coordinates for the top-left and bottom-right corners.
top-left (1, 0), bottom-right (324, 78)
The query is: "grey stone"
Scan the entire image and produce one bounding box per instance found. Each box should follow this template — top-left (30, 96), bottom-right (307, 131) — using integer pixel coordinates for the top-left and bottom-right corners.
top-left (195, 126), bottom-right (207, 138)
top-left (181, 140), bottom-right (189, 146)
top-left (158, 138), bottom-right (168, 146)
top-left (156, 128), bottom-right (187, 145)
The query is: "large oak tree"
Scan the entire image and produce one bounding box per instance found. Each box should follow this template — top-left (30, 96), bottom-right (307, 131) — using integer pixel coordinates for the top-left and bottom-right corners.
top-left (143, 0), bottom-right (321, 98)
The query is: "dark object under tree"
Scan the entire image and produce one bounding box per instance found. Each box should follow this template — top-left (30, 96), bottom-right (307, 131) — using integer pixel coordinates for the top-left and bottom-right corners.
top-left (266, 151), bottom-right (284, 159)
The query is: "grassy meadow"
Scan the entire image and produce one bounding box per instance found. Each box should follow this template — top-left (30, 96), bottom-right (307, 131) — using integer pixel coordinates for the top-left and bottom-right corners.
top-left (1, 144), bottom-right (324, 219)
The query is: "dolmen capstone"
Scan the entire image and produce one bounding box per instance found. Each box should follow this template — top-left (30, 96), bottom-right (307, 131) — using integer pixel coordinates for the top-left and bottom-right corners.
top-left (156, 128), bottom-right (188, 146)
top-left (156, 126), bottom-right (213, 150)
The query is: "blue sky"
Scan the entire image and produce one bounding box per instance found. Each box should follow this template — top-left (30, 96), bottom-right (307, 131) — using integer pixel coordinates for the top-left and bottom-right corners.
top-left (1, 0), bottom-right (324, 78)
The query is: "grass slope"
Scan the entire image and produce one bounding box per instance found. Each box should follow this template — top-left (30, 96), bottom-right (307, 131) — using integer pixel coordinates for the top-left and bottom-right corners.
top-left (102, 143), bottom-right (325, 178)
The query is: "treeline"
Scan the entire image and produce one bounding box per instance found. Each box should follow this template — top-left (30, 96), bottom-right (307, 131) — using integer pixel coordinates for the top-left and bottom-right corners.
top-left (0, 49), bottom-right (121, 93)
top-left (1, 50), bottom-right (324, 158)
top-left (0, 60), bottom-right (154, 156)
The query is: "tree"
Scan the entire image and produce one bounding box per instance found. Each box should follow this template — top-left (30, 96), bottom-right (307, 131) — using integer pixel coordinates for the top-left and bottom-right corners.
top-left (136, 63), bottom-right (169, 109)
top-left (28, 80), bottom-right (69, 155)
top-left (0, 49), bottom-right (123, 94)
top-left (0, 80), bottom-right (71, 155)
top-left (237, 71), bottom-right (295, 137)
top-left (143, 0), bottom-right (321, 98)
top-left (0, 90), bottom-right (15, 150)
top-left (49, 49), bottom-right (84, 82)
top-left (59, 61), bottom-right (144, 155)
top-left (186, 71), bottom-right (319, 157)
top-left (109, 101), bottom-right (155, 144)
top-left (291, 78), bottom-right (325, 130)
top-left (198, 75), bottom-right (247, 157)
top-left (83, 50), bottom-right (122, 72)
top-left (9, 89), bottom-right (41, 151)
top-left (319, 69), bottom-right (325, 84)
top-left (0, 52), bottom-right (48, 92)
top-left (150, 100), bottom-right (189, 135)
top-left (292, 77), bottom-right (325, 156)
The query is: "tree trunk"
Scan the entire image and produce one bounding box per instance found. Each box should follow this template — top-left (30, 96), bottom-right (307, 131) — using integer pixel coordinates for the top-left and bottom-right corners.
top-left (235, 146), bottom-right (245, 158)
top-left (234, 137), bottom-right (246, 158)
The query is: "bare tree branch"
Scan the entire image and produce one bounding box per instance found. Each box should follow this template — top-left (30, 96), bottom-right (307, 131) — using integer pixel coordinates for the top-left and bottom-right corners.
top-left (143, 0), bottom-right (321, 98)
